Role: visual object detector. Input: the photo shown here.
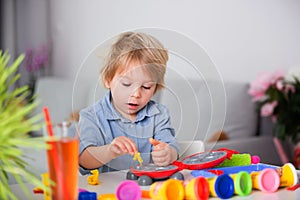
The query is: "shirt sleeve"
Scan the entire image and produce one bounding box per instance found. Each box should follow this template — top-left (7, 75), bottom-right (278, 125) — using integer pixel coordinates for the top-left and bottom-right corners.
top-left (76, 107), bottom-right (106, 155)
top-left (153, 104), bottom-right (180, 154)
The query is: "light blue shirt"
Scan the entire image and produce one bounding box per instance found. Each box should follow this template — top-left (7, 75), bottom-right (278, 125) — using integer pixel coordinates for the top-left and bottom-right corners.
top-left (69, 91), bottom-right (179, 174)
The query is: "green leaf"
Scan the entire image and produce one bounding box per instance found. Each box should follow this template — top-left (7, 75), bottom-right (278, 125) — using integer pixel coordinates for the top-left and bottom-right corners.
top-left (274, 123), bottom-right (286, 140)
top-left (0, 52), bottom-right (47, 199)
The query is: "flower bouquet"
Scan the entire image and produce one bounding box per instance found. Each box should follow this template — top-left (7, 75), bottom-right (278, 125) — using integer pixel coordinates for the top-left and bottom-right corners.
top-left (24, 44), bottom-right (50, 102)
top-left (248, 69), bottom-right (300, 167)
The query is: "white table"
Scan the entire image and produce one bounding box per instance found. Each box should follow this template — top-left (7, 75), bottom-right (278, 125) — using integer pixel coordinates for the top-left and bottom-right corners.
top-left (9, 169), bottom-right (300, 200)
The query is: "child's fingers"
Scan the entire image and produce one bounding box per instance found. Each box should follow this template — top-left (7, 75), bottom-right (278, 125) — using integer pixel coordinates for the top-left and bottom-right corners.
top-left (151, 149), bottom-right (166, 157)
top-left (111, 140), bottom-right (125, 153)
top-left (122, 138), bottom-right (137, 154)
top-left (149, 138), bottom-right (167, 151)
top-left (151, 145), bottom-right (177, 166)
top-left (110, 144), bottom-right (122, 155)
top-left (149, 138), bottom-right (160, 146)
top-left (119, 136), bottom-right (137, 153)
top-left (151, 149), bottom-right (169, 166)
top-left (112, 137), bottom-right (137, 154)
top-left (153, 144), bottom-right (164, 151)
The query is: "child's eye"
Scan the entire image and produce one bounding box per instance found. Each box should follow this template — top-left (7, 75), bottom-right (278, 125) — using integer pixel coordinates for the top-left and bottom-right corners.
top-left (142, 85), bottom-right (152, 90)
top-left (122, 83), bottom-right (131, 87)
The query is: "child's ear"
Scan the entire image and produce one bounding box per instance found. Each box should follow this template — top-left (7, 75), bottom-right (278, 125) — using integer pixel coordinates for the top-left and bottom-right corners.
top-left (104, 80), bottom-right (110, 89)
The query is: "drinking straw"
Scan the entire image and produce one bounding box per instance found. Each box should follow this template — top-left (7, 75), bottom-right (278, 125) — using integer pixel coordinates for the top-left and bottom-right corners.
top-left (43, 107), bottom-right (54, 137)
top-left (43, 107), bottom-right (69, 199)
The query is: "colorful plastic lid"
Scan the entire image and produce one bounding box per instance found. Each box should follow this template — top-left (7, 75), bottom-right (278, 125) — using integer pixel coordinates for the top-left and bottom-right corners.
top-left (78, 191), bottom-right (97, 200)
top-left (116, 180), bottom-right (141, 200)
top-left (258, 168), bottom-right (280, 192)
top-left (214, 174), bottom-right (234, 199)
top-left (234, 171), bottom-right (252, 196)
top-left (282, 163), bottom-right (298, 187)
top-left (194, 177), bottom-right (210, 199)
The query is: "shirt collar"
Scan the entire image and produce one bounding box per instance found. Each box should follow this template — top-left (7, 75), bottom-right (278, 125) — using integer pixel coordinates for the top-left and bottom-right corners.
top-left (102, 91), bottom-right (160, 122)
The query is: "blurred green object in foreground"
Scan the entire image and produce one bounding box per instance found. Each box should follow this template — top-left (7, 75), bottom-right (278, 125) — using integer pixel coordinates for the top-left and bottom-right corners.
top-left (0, 51), bottom-right (47, 200)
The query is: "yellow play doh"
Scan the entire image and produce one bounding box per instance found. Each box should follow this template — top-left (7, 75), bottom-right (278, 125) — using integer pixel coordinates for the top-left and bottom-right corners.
top-left (87, 169), bottom-right (100, 185)
top-left (41, 173), bottom-right (51, 200)
top-left (133, 152), bottom-right (143, 165)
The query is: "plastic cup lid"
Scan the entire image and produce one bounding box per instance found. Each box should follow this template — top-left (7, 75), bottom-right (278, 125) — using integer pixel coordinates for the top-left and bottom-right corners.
top-left (259, 168), bottom-right (280, 193)
top-left (195, 177), bottom-right (210, 199)
top-left (282, 163), bottom-right (298, 187)
top-left (234, 171), bottom-right (252, 196)
top-left (116, 180), bottom-right (141, 200)
top-left (215, 174), bottom-right (234, 199)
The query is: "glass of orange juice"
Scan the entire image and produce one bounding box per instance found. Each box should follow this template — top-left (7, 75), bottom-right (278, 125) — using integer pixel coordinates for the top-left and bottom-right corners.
top-left (45, 124), bottom-right (79, 200)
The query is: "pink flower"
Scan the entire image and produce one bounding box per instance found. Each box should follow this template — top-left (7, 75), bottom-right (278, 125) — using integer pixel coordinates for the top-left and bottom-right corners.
top-left (248, 74), bottom-right (271, 101)
top-left (24, 48), bottom-right (34, 72)
top-left (285, 84), bottom-right (296, 94)
top-left (248, 70), bottom-right (285, 101)
top-left (250, 69), bottom-right (300, 144)
top-left (260, 101), bottom-right (278, 117)
top-left (276, 80), bottom-right (284, 91)
top-left (270, 70), bottom-right (285, 84)
top-left (24, 44), bottom-right (50, 73)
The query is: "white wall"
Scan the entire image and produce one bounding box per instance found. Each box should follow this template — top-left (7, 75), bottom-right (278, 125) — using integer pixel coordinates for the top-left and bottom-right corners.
top-left (49, 0), bottom-right (300, 83)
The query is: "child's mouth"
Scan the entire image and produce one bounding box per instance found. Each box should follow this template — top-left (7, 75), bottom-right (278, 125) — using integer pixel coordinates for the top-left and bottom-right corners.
top-left (127, 103), bottom-right (139, 109)
top-left (128, 103), bottom-right (138, 106)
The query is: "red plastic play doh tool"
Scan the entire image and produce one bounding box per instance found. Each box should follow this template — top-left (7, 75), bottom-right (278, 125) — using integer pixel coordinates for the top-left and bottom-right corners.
top-left (130, 150), bottom-right (227, 179)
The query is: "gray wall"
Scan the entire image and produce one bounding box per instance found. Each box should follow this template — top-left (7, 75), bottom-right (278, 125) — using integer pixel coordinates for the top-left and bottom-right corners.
top-left (1, 0), bottom-right (50, 85)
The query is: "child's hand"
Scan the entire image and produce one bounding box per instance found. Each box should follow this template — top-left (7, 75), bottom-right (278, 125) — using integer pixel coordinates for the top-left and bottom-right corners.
top-left (109, 136), bottom-right (137, 158)
top-left (149, 138), bottom-right (178, 166)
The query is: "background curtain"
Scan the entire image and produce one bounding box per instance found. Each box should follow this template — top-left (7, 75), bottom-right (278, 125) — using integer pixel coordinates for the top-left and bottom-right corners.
top-left (0, 0), bottom-right (51, 89)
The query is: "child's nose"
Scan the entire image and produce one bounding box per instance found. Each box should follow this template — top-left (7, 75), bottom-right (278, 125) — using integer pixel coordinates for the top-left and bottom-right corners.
top-left (131, 87), bottom-right (141, 98)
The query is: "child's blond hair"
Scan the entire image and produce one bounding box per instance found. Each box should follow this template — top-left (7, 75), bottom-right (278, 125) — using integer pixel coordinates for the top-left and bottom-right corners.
top-left (101, 32), bottom-right (168, 92)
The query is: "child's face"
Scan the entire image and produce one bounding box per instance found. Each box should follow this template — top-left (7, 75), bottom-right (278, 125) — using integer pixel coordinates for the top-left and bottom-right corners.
top-left (106, 61), bottom-right (157, 121)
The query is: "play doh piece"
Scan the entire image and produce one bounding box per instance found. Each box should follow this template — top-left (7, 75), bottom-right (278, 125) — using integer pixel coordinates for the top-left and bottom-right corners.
top-left (251, 155), bottom-right (260, 164)
top-left (98, 193), bottom-right (117, 200)
top-left (78, 188), bottom-right (88, 193)
top-left (250, 168), bottom-right (280, 193)
top-left (216, 153), bottom-right (260, 168)
top-left (133, 152), bottom-right (143, 165)
top-left (33, 187), bottom-right (44, 194)
top-left (41, 173), bottom-right (51, 200)
top-left (230, 171), bottom-right (252, 196)
top-left (278, 163), bottom-right (298, 187)
top-left (184, 177), bottom-right (209, 200)
top-left (141, 190), bottom-right (151, 199)
top-left (116, 180), bottom-right (142, 200)
top-left (78, 191), bottom-right (97, 200)
top-left (207, 174), bottom-right (234, 199)
top-left (286, 183), bottom-right (300, 191)
top-left (149, 179), bottom-right (184, 200)
top-left (87, 169), bottom-right (100, 185)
